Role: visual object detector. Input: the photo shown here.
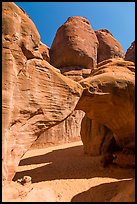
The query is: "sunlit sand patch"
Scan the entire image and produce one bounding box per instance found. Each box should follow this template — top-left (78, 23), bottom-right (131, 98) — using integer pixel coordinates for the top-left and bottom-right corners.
top-left (16, 162), bottom-right (52, 172)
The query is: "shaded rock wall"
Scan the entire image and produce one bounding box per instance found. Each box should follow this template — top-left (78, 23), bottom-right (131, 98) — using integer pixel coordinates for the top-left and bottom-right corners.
top-left (80, 116), bottom-right (115, 156)
top-left (125, 41), bottom-right (135, 63)
top-left (32, 110), bottom-right (85, 148)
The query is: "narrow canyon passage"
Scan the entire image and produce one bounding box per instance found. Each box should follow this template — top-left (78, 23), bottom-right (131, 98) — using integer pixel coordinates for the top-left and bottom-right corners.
top-left (13, 141), bottom-right (134, 202)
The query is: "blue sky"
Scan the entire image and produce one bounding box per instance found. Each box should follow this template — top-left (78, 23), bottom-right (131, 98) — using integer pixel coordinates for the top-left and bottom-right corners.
top-left (14, 2), bottom-right (135, 53)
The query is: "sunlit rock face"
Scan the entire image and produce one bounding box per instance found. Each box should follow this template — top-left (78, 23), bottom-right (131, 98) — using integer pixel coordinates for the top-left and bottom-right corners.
top-left (76, 58), bottom-right (135, 157)
top-left (32, 16), bottom-right (98, 149)
top-left (50, 16), bottom-right (99, 69)
top-left (125, 41), bottom-right (135, 63)
top-left (2, 2), bottom-right (135, 187)
top-left (95, 29), bottom-right (125, 63)
top-left (2, 2), bottom-right (83, 181)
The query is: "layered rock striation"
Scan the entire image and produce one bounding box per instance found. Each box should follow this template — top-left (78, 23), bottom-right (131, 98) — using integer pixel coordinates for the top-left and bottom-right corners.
top-left (2, 2), bottom-right (83, 181)
top-left (33, 16), bottom-right (98, 148)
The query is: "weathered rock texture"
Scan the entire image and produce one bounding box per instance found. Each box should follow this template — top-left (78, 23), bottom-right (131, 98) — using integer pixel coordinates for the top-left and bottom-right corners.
top-left (32, 66), bottom-right (86, 149)
top-left (95, 29), bottom-right (125, 63)
top-left (2, 2), bottom-right (83, 181)
top-left (50, 16), bottom-right (99, 69)
top-left (59, 66), bottom-right (91, 82)
top-left (2, 2), bottom-right (135, 190)
top-left (76, 58), bottom-right (135, 157)
top-left (32, 110), bottom-right (85, 148)
top-left (32, 16), bottom-right (97, 148)
top-left (2, 3), bottom-right (135, 202)
top-left (125, 41), bottom-right (135, 63)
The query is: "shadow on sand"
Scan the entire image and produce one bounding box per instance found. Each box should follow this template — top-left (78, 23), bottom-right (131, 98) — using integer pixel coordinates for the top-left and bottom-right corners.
top-left (71, 179), bottom-right (135, 202)
top-left (13, 144), bottom-right (134, 183)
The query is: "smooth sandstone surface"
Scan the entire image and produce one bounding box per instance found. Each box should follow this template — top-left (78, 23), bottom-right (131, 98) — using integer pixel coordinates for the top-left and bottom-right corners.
top-left (76, 58), bottom-right (135, 152)
top-left (125, 41), bottom-right (135, 63)
top-left (50, 16), bottom-right (99, 69)
top-left (95, 29), bottom-right (125, 63)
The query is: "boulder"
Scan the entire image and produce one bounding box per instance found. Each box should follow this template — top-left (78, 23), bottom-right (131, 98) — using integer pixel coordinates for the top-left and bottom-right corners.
top-left (95, 29), bottom-right (125, 63)
top-left (50, 16), bottom-right (99, 69)
top-left (125, 41), bottom-right (135, 63)
top-left (76, 58), bottom-right (135, 156)
top-left (2, 2), bottom-right (83, 181)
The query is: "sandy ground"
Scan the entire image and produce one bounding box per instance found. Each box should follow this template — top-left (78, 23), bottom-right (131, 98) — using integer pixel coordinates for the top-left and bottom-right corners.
top-left (12, 141), bottom-right (135, 202)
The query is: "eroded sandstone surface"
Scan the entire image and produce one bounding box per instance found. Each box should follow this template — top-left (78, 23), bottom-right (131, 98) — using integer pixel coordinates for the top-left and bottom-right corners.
top-left (33, 16), bottom-right (98, 149)
top-left (50, 16), bottom-right (99, 69)
top-left (76, 58), bottom-right (135, 158)
top-left (2, 2), bottom-right (83, 181)
top-left (2, 2), bottom-right (135, 202)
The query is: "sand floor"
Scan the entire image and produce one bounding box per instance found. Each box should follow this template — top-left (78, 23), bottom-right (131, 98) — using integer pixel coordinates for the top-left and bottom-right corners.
top-left (13, 141), bottom-right (135, 202)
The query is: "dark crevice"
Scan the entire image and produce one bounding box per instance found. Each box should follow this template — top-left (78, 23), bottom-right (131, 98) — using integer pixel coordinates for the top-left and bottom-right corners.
top-left (19, 108), bottom-right (44, 120)
top-left (107, 137), bottom-right (121, 153)
top-left (10, 119), bottom-right (21, 127)
top-left (20, 43), bottom-right (35, 60)
top-left (100, 126), bottom-right (122, 155)
top-left (28, 108), bottom-right (44, 120)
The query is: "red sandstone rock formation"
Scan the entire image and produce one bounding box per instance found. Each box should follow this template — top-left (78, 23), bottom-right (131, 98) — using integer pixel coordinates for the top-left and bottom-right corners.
top-left (125, 41), bottom-right (135, 63)
top-left (110, 179), bottom-right (135, 202)
top-left (50, 16), bottom-right (99, 69)
top-left (2, 2), bottom-right (83, 181)
top-left (95, 29), bottom-right (125, 63)
top-left (80, 116), bottom-right (115, 156)
top-left (32, 110), bottom-right (85, 148)
top-left (2, 2), bottom-right (135, 192)
top-left (33, 16), bottom-right (97, 148)
top-left (76, 58), bottom-right (135, 158)
top-left (59, 66), bottom-right (91, 82)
